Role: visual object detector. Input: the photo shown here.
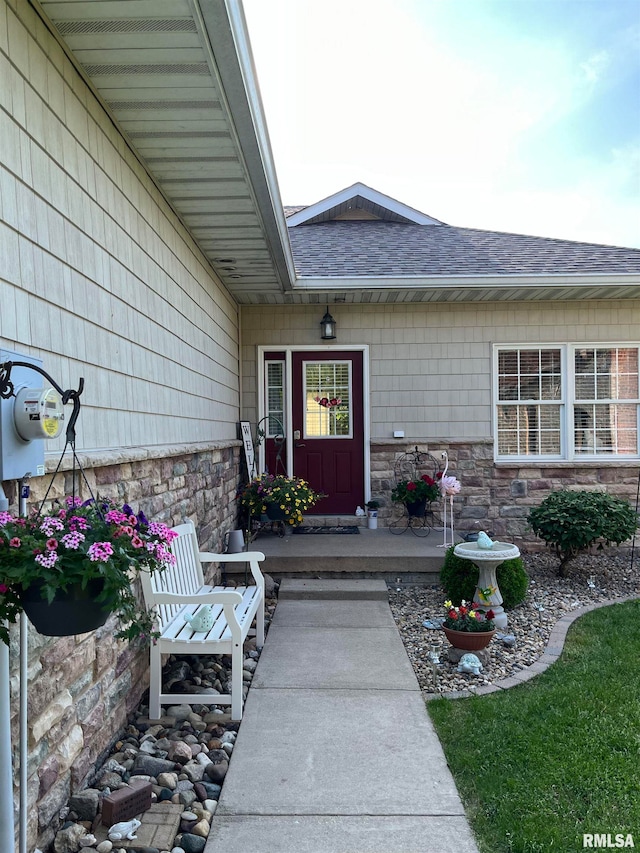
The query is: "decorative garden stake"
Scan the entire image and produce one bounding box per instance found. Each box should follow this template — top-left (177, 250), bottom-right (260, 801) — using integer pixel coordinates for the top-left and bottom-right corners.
top-left (428, 641), bottom-right (440, 688)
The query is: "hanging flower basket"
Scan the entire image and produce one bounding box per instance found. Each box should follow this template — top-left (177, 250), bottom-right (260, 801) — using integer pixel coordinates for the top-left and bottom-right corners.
top-left (18, 578), bottom-right (114, 636)
top-left (0, 498), bottom-right (179, 646)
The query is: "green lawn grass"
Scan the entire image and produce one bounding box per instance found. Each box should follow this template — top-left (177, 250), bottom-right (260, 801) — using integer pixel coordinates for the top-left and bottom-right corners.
top-left (428, 600), bottom-right (640, 853)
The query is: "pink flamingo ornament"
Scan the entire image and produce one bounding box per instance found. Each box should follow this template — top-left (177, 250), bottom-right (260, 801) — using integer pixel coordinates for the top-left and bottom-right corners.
top-left (438, 454), bottom-right (461, 547)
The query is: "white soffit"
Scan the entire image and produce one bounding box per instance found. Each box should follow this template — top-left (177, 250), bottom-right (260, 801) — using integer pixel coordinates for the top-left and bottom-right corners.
top-left (36, 0), bottom-right (296, 298)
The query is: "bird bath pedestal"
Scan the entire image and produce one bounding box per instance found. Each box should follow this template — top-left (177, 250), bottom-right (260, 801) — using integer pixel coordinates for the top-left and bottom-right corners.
top-left (453, 541), bottom-right (520, 629)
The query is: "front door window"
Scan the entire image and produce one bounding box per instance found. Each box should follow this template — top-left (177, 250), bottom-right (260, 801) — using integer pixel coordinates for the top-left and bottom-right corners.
top-left (303, 361), bottom-right (352, 438)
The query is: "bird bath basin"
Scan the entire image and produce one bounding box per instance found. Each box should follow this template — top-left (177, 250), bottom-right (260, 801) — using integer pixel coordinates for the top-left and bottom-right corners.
top-left (453, 541), bottom-right (520, 629)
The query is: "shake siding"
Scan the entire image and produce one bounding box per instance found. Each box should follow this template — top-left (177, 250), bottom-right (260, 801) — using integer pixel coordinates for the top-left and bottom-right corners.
top-left (241, 302), bottom-right (640, 441)
top-left (0, 0), bottom-right (239, 454)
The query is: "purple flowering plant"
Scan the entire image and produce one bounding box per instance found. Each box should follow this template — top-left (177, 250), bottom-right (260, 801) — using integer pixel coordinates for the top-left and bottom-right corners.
top-left (0, 497), bottom-right (178, 646)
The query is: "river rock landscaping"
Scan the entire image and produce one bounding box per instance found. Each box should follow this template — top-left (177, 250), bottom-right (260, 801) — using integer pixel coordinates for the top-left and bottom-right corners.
top-left (389, 549), bottom-right (640, 696)
top-left (40, 550), bottom-right (640, 851)
top-left (47, 585), bottom-right (278, 853)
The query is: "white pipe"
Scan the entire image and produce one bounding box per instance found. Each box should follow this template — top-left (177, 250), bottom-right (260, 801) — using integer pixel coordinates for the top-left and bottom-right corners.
top-left (0, 482), bottom-right (15, 852)
top-left (20, 613), bottom-right (27, 853)
top-left (0, 638), bottom-right (15, 853)
top-left (18, 481), bottom-right (28, 853)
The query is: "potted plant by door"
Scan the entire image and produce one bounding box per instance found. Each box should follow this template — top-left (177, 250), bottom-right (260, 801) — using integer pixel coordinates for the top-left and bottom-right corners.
top-left (238, 473), bottom-right (325, 529)
top-left (365, 500), bottom-right (380, 529)
top-left (0, 497), bottom-right (178, 646)
top-left (441, 599), bottom-right (496, 651)
top-left (391, 476), bottom-right (439, 517)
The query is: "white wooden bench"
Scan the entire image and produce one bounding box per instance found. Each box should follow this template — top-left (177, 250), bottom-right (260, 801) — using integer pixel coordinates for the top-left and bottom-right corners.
top-left (140, 521), bottom-right (265, 721)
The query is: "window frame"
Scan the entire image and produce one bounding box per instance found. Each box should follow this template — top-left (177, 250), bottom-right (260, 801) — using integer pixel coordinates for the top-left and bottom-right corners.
top-left (302, 359), bottom-right (353, 440)
top-left (264, 358), bottom-right (286, 439)
top-left (493, 343), bottom-right (640, 462)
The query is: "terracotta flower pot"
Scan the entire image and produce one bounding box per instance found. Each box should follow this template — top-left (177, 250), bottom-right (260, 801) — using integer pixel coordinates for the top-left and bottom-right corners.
top-left (442, 626), bottom-right (496, 651)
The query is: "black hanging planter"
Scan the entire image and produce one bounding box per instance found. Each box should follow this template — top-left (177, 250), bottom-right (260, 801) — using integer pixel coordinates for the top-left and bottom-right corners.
top-left (19, 579), bottom-right (112, 637)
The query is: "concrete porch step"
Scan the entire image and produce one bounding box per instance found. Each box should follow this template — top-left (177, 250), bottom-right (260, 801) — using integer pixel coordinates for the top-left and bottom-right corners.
top-left (298, 514), bottom-right (368, 528)
top-left (278, 578), bottom-right (389, 600)
top-left (258, 553), bottom-right (443, 579)
top-left (223, 527), bottom-right (450, 583)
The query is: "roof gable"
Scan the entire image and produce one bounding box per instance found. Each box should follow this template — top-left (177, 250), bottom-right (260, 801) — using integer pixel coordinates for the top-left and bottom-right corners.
top-left (286, 182), bottom-right (444, 227)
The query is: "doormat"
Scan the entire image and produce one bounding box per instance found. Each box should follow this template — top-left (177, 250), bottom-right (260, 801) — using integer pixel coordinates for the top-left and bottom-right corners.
top-left (293, 525), bottom-right (361, 535)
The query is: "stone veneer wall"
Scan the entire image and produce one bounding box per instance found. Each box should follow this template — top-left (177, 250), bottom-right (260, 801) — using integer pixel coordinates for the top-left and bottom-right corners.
top-left (6, 441), bottom-right (241, 853)
top-left (370, 440), bottom-right (640, 545)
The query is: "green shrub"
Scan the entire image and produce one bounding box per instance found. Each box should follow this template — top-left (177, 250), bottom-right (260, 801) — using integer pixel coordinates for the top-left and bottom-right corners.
top-left (528, 489), bottom-right (638, 575)
top-left (440, 546), bottom-right (529, 609)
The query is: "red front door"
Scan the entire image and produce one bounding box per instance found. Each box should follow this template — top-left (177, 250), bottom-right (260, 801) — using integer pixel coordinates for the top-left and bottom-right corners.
top-left (292, 351), bottom-right (364, 514)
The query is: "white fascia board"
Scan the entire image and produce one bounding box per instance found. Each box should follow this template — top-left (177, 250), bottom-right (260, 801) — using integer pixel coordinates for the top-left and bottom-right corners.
top-left (194, 0), bottom-right (296, 288)
top-left (286, 182), bottom-right (443, 227)
top-left (293, 273), bottom-right (640, 290)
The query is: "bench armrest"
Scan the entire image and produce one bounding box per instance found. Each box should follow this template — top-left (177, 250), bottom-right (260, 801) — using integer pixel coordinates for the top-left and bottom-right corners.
top-left (199, 550), bottom-right (266, 592)
top-left (151, 589), bottom-right (243, 607)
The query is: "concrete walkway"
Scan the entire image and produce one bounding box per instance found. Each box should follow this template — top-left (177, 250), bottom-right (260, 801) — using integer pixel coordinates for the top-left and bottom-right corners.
top-left (205, 579), bottom-right (479, 853)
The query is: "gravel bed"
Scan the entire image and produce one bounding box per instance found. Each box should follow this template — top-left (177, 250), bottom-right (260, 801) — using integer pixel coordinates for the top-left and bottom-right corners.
top-left (388, 549), bottom-right (640, 696)
top-left (49, 592), bottom-right (279, 853)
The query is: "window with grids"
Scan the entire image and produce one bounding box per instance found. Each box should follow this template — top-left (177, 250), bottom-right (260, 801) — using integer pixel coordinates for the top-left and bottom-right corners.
top-left (574, 347), bottom-right (639, 454)
top-left (265, 361), bottom-right (285, 437)
top-left (495, 345), bottom-right (640, 459)
top-left (497, 348), bottom-right (563, 457)
top-left (304, 361), bottom-right (351, 438)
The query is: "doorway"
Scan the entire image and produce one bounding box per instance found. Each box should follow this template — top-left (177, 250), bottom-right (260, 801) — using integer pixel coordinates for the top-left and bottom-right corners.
top-left (261, 348), bottom-right (367, 514)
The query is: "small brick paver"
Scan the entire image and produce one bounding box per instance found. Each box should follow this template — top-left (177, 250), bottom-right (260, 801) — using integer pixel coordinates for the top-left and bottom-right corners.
top-left (94, 803), bottom-right (183, 850)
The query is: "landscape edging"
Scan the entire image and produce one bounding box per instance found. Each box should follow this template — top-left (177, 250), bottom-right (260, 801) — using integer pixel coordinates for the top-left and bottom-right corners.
top-left (424, 595), bottom-right (639, 701)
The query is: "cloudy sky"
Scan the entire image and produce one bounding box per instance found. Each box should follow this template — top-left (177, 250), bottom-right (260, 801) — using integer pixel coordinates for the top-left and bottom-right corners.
top-left (243, 0), bottom-right (640, 248)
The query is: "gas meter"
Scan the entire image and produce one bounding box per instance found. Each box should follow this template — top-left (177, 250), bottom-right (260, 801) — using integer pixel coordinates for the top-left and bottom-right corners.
top-left (13, 386), bottom-right (64, 441)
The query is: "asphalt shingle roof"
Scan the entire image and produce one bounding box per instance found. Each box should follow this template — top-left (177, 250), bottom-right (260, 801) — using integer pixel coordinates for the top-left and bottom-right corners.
top-left (287, 221), bottom-right (640, 278)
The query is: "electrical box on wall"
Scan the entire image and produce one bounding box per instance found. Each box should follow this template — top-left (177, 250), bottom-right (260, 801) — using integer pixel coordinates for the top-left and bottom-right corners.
top-left (0, 350), bottom-right (47, 481)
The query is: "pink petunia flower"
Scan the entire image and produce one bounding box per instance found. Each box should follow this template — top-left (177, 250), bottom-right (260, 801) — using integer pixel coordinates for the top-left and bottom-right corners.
top-left (35, 551), bottom-right (58, 568)
top-left (87, 542), bottom-right (113, 562)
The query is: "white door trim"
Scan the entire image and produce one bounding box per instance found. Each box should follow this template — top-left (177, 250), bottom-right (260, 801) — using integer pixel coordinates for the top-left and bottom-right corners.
top-left (257, 344), bottom-right (371, 502)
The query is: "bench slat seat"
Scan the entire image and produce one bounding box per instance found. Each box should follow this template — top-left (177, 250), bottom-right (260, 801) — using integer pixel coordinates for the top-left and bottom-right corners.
top-left (140, 522), bottom-right (265, 720)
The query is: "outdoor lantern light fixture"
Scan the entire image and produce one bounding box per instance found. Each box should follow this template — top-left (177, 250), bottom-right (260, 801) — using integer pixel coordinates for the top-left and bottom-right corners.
top-left (320, 306), bottom-right (337, 340)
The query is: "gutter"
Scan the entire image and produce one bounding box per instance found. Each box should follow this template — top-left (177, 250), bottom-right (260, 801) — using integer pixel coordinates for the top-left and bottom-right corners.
top-left (293, 272), bottom-right (640, 290)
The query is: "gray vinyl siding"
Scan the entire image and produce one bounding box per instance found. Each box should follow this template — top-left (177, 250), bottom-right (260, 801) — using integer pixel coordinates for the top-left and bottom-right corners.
top-left (0, 0), bottom-right (239, 456)
top-left (241, 302), bottom-right (640, 441)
